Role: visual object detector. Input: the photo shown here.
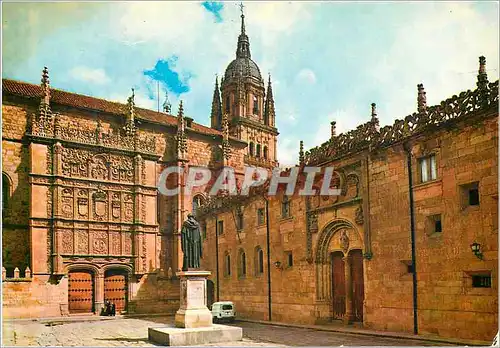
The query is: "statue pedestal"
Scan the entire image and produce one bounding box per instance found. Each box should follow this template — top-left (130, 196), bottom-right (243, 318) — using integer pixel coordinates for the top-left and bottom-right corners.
top-left (148, 269), bottom-right (243, 346)
top-left (174, 271), bottom-right (213, 328)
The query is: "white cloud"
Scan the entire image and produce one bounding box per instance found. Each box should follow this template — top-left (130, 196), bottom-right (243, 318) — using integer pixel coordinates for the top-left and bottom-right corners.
top-left (370, 2), bottom-right (499, 125)
top-left (277, 137), bottom-right (299, 167)
top-left (296, 68), bottom-right (317, 84)
top-left (70, 66), bottom-right (111, 85)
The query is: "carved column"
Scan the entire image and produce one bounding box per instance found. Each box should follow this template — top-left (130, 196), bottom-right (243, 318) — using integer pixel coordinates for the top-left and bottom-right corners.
top-left (95, 273), bottom-right (105, 314)
top-left (343, 254), bottom-right (353, 324)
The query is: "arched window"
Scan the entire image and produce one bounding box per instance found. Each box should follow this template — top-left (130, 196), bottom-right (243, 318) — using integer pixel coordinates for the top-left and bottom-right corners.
top-left (224, 252), bottom-right (231, 277)
top-left (2, 173), bottom-right (11, 213)
top-left (282, 195), bottom-right (291, 218)
top-left (236, 206), bottom-right (244, 231)
top-left (192, 194), bottom-right (205, 216)
top-left (238, 249), bottom-right (246, 278)
top-left (225, 96), bottom-right (230, 114)
top-left (249, 142), bottom-right (255, 156)
top-left (263, 146), bottom-right (268, 159)
top-left (256, 144), bottom-right (261, 158)
top-left (253, 95), bottom-right (259, 115)
top-left (255, 246), bottom-right (264, 275)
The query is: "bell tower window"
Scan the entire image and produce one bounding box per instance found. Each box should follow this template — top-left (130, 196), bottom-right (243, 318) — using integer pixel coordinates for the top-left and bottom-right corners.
top-left (249, 142), bottom-right (255, 156)
top-left (253, 96), bottom-right (259, 115)
top-left (256, 144), bottom-right (261, 158)
top-left (263, 146), bottom-right (268, 159)
top-left (225, 96), bottom-right (230, 114)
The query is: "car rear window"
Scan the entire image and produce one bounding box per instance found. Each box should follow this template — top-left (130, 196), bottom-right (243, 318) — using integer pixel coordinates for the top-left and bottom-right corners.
top-left (222, 305), bottom-right (233, 310)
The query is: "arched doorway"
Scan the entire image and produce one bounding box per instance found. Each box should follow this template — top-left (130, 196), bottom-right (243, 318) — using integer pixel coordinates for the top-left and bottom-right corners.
top-left (104, 269), bottom-right (128, 313)
top-left (206, 279), bottom-right (215, 308)
top-left (315, 219), bottom-right (365, 323)
top-left (68, 270), bottom-right (95, 314)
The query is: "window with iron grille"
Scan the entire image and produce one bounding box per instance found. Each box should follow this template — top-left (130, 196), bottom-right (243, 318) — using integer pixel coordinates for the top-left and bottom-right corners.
top-left (257, 208), bottom-right (265, 225)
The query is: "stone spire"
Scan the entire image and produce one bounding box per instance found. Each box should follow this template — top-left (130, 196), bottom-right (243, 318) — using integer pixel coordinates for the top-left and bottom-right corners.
top-left (221, 112), bottom-right (232, 160)
top-left (123, 88), bottom-right (137, 136)
top-left (162, 91), bottom-right (172, 114)
top-left (477, 56), bottom-right (489, 91)
top-left (417, 83), bottom-right (427, 113)
top-left (176, 101), bottom-right (188, 160)
top-left (40, 66), bottom-right (51, 107)
top-left (211, 75), bottom-right (222, 130)
top-left (236, 2), bottom-right (251, 59)
top-left (264, 74), bottom-right (275, 126)
top-left (299, 140), bottom-right (304, 165)
top-left (330, 121), bottom-right (336, 138)
top-left (371, 103), bottom-right (379, 132)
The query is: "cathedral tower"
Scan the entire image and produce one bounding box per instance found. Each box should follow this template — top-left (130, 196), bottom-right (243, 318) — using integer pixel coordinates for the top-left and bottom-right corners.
top-left (210, 6), bottom-right (279, 168)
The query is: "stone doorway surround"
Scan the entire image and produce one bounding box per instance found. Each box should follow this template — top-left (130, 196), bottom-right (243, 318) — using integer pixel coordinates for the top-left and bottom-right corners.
top-left (315, 218), bottom-right (365, 324)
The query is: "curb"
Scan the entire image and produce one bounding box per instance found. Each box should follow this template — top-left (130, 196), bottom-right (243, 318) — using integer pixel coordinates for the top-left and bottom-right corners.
top-left (236, 318), bottom-right (491, 346)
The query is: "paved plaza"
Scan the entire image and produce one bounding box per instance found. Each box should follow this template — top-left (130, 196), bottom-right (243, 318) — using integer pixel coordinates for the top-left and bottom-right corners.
top-left (2, 316), bottom-right (447, 347)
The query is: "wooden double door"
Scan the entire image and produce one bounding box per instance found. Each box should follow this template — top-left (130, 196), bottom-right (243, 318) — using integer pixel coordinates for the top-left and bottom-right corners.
top-left (68, 270), bottom-right (95, 314)
top-left (331, 250), bottom-right (365, 322)
top-left (68, 269), bottom-right (128, 314)
top-left (104, 269), bottom-right (128, 313)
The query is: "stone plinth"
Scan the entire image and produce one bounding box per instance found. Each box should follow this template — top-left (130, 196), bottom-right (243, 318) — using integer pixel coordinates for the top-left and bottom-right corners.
top-left (148, 324), bottom-right (243, 346)
top-left (174, 270), bottom-right (212, 329)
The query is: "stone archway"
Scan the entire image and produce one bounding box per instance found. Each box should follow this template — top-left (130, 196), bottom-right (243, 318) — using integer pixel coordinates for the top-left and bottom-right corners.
top-left (315, 218), bottom-right (364, 323)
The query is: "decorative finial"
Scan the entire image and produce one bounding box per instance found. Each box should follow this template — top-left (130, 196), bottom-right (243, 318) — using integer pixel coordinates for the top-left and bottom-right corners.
top-left (176, 100), bottom-right (187, 159)
top-left (239, 2), bottom-right (245, 34)
top-left (162, 91), bottom-right (172, 113)
top-left (417, 83), bottom-right (427, 113)
top-left (330, 121), bottom-right (336, 138)
top-left (299, 140), bottom-right (304, 165)
top-left (477, 55), bottom-right (489, 91)
top-left (40, 66), bottom-right (51, 105)
top-left (124, 88), bottom-right (137, 136)
top-left (178, 100), bottom-right (184, 117)
top-left (370, 103), bottom-right (379, 132)
top-left (236, 1), bottom-right (250, 58)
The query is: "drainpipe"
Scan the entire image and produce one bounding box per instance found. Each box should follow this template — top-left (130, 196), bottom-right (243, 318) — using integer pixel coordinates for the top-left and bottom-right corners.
top-left (265, 198), bottom-right (272, 321)
top-left (405, 143), bottom-right (418, 335)
top-left (215, 215), bottom-right (220, 302)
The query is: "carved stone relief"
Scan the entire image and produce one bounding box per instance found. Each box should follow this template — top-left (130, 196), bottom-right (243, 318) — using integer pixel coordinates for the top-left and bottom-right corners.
top-left (61, 229), bottom-right (73, 254)
top-left (355, 205), bottom-right (364, 225)
top-left (75, 230), bottom-right (89, 254)
top-left (93, 189), bottom-right (107, 221)
top-left (93, 230), bottom-right (108, 255)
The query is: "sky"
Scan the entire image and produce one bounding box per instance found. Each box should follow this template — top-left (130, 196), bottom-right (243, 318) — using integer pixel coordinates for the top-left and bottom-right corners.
top-left (2, 1), bottom-right (499, 166)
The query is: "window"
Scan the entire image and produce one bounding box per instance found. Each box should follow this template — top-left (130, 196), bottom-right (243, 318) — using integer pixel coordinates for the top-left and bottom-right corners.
top-left (472, 275), bottom-right (491, 288)
top-left (428, 214), bottom-right (442, 234)
top-left (281, 196), bottom-right (291, 218)
top-left (257, 208), bottom-right (266, 225)
top-left (249, 142), bottom-right (255, 156)
top-left (192, 194), bottom-right (205, 216)
top-left (263, 146), bottom-right (268, 159)
top-left (217, 220), bottom-right (224, 235)
top-left (253, 96), bottom-right (259, 115)
top-left (460, 182), bottom-right (480, 209)
top-left (225, 96), bottom-right (230, 114)
top-left (418, 155), bottom-right (437, 183)
top-left (236, 207), bottom-right (244, 230)
top-left (202, 223), bottom-right (207, 239)
top-left (256, 144), bottom-right (261, 158)
top-left (3, 173), bottom-right (10, 212)
top-left (285, 251), bottom-right (293, 268)
top-left (224, 252), bottom-right (231, 276)
top-left (255, 246), bottom-right (264, 275)
top-left (238, 249), bottom-right (246, 278)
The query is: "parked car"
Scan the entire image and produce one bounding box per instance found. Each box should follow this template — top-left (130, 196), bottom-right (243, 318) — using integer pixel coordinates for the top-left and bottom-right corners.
top-left (211, 301), bottom-right (236, 323)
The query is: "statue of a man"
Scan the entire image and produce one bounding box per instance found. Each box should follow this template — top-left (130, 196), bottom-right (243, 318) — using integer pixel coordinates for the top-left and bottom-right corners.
top-left (181, 213), bottom-right (203, 271)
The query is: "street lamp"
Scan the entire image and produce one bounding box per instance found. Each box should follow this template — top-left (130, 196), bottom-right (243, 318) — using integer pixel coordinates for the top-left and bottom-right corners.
top-left (470, 242), bottom-right (483, 260)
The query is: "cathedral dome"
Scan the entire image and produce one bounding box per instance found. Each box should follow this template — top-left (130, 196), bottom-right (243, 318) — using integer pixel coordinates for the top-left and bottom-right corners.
top-left (224, 57), bottom-right (262, 81)
top-left (222, 11), bottom-right (264, 86)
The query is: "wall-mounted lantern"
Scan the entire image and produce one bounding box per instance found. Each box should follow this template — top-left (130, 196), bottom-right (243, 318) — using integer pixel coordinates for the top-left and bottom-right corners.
top-left (470, 241), bottom-right (483, 260)
top-left (274, 261), bottom-right (283, 270)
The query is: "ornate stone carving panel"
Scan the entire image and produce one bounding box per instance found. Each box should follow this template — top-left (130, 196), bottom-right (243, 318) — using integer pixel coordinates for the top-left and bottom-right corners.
top-left (110, 232), bottom-right (121, 255)
top-left (124, 234), bottom-right (132, 255)
top-left (75, 230), bottom-right (89, 254)
top-left (60, 229), bottom-right (73, 254)
top-left (92, 230), bottom-right (108, 255)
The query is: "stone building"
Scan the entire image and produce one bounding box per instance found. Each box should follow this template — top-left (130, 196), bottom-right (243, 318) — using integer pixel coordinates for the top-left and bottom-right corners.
top-left (2, 11), bottom-right (275, 318)
top-left (197, 57), bottom-right (498, 341)
top-left (2, 9), bottom-right (498, 343)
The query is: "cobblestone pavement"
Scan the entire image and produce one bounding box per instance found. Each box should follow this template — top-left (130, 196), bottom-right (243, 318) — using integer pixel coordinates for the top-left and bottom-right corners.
top-left (229, 322), bottom-right (448, 346)
top-left (2, 316), bottom-right (446, 347)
